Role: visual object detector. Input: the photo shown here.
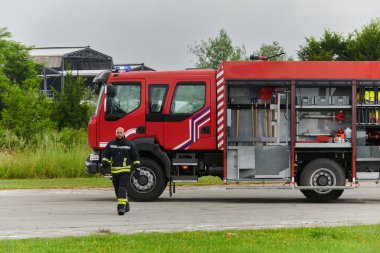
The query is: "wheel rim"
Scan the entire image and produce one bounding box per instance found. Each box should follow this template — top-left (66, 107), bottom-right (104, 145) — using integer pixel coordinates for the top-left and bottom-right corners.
top-left (309, 167), bottom-right (336, 194)
top-left (130, 167), bottom-right (157, 193)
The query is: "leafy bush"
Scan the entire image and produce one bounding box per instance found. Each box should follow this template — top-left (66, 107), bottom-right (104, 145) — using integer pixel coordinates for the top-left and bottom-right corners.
top-left (0, 128), bottom-right (26, 151)
top-left (51, 72), bottom-right (92, 130)
top-left (1, 85), bottom-right (54, 139)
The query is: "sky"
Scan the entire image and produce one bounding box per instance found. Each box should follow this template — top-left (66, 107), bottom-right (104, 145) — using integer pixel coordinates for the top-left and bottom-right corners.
top-left (0, 0), bottom-right (379, 70)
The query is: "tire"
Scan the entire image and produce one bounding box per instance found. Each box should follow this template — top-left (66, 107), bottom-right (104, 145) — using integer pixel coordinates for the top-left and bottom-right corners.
top-left (300, 158), bottom-right (345, 203)
top-left (127, 157), bottom-right (167, 202)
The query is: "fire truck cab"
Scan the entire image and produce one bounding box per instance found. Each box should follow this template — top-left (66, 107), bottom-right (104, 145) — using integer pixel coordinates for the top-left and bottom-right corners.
top-left (87, 68), bottom-right (223, 201)
top-left (86, 61), bottom-right (380, 202)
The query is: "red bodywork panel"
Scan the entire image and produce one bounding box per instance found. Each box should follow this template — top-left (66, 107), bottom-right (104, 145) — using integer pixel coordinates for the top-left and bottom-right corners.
top-left (87, 115), bottom-right (97, 148)
top-left (223, 61), bottom-right (380, 79)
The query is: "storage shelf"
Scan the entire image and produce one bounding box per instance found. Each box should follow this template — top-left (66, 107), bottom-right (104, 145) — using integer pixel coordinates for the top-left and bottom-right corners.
top-left (356, 172), bottom-right (380, 180)
top-left (296, 105), bottom-right (351, 109)
top-left (357, 104), bottom-right (380, 107)
top-left (356, 123), bottom-right (380, 126)
top-left (356, 158), bottom-right (380, 161)
top-left (295, 143), bottom-right (352, 148)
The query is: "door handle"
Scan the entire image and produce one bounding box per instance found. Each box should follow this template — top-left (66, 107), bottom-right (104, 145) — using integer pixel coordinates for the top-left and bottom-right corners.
top-left (136, 126), bottom-right (145, 134)
top-left (201, 126), bottom-right (210, 134)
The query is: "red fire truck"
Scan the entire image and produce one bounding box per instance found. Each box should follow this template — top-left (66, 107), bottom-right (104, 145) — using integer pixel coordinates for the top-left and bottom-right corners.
top-left (86, 61), bottom-right (380, 202)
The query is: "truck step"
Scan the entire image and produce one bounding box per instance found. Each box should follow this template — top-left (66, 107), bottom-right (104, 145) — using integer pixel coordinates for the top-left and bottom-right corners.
top-left (172, 176), bottom-right (198, 182)
top-left (172, 158), bottom-right (198, 166)
top-left (227, 185), bottom-right (355, 190)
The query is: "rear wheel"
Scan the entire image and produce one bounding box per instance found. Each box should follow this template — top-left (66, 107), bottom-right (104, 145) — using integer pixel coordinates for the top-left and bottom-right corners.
top-left (300, 158), bottom-right (345, 202)
top-left (128, 157), bottom-right (167, 201)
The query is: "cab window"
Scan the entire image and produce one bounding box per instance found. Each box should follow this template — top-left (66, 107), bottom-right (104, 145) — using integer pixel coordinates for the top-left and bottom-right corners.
top-left (170, 82), bottom-right (206, 114)
top-left (149, 85), bottom-right (168, 113)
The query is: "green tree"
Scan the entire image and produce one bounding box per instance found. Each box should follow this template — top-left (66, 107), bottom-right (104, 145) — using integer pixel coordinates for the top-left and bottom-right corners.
top-left (1, 83), bottom-right (54, 139)
top-left (0, 27), bottom-right (54, 140)
top-left (189, 29), bottom-right (247, 69)
top-left (253, 41), bottom-right (289, 61)
top-left (51, 72), bottom-right (91, 130)
top-left (0, 27), bottom-right (40, 86)
top-left (297, 30), bottom-right (347, 61)
top-left (346, 19), bottom-right (380, 60)
top-left (297, 19), bottom-right (380, 61)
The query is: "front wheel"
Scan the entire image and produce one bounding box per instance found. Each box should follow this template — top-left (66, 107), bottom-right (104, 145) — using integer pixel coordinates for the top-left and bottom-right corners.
top-left (128, 157), bottom-right (167, 202)
top-left (300, 158), bottom-right (345, 203)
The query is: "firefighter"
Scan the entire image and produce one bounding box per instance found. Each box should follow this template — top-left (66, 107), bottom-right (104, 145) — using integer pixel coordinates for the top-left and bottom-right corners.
top-left (101, 127), bottom-right (140, 215)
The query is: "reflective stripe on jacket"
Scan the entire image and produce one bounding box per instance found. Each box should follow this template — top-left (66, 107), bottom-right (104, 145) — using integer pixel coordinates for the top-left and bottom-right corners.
top-left (102, 137), bottom-right (140, 174)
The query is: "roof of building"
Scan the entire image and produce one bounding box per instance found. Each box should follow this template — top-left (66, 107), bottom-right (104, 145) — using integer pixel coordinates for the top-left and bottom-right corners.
top-left (30, 46), bottom-right (113, 69)
top-left (30, 47), bottom-right (87, 57)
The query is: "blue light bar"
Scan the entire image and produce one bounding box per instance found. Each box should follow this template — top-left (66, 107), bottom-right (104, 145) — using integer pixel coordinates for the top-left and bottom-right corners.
top-left (115, 65), bottom-right (132, 72)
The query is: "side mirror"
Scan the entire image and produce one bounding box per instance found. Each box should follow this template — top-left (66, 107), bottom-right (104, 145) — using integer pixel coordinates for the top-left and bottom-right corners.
top-left (93, 70), bottom-right (111, 84)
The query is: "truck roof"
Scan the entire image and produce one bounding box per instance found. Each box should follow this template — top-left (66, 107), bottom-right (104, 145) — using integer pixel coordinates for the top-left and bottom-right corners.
top-left (222, 61), bottom-right (380, 80)
top-left (108, 69), bottom-right (215, 82)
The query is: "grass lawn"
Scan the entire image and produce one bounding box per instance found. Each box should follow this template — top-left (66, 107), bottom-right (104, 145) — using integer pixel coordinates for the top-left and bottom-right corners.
top-left (0, 225), bottom-right (379, 253)
top-left (0, 177), bottom-right (112, 189)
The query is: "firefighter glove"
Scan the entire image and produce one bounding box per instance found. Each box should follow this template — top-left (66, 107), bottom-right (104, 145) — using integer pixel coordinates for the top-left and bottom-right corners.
top-left (133, 165), bottom-right (141, 179)
top-left (101, 160), bottom-right (111, 174)
top-left (101, 160), bottom-right (110, 167)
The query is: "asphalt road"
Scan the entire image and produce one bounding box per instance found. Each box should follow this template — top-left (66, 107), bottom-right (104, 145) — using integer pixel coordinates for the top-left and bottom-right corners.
top-left (1, 184), bottom-right (380, 239)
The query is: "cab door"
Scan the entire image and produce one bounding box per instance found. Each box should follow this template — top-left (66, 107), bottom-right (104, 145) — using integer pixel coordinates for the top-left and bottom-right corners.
top-left (98, 80), bottom-right (146, 147)
top-left (163, 80), bottom-right (213, 150)
top-left (145, 84), bottom-right (169, 146)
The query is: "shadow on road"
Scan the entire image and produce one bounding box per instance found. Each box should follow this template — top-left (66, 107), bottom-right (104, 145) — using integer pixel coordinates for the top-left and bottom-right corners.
top-left (156, 197), bottom-right (308, 204)
top-left (152, 197), bottom-right (377, 204)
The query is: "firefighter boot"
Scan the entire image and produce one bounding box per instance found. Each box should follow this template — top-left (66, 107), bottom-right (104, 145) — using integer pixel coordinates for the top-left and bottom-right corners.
top-left (125, 202), bottom-right (130, 213)
top-left (117, 204), bottom-right (126, 215)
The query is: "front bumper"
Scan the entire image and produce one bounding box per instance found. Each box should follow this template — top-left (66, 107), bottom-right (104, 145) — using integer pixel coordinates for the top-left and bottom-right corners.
top-left (85, 151), bottom-right (112, 175)
top-left (85, 151), bottom-right (102, 174)
top-left (85, 155), bottom-right (100, 174)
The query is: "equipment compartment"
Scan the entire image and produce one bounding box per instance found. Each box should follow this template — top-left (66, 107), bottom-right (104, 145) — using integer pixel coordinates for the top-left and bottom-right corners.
top-left (295, 82), bottom-right (352, 147)
top-left (355, 81), bottom-right (380, 180)
top-left (227, 146), bottom-right (290, 180)
top-left (226, 81), bottom-right (291, 181)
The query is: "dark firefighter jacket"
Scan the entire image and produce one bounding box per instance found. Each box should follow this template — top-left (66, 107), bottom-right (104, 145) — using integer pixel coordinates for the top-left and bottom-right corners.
top-left (102, 137), bottom-right (140, 174)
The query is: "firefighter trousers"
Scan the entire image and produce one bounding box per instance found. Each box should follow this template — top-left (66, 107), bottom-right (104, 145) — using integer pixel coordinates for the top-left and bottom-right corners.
top-left (112, 172), bottom-right (130, 205)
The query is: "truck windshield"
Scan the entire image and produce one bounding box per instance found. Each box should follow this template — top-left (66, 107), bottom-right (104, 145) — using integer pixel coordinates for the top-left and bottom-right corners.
top-left (105, 82), bottom-right (141, 121)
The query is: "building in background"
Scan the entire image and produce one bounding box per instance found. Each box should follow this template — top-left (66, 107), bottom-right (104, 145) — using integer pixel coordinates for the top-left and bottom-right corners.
top-left (30, 46), bottom-right (113, 97)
